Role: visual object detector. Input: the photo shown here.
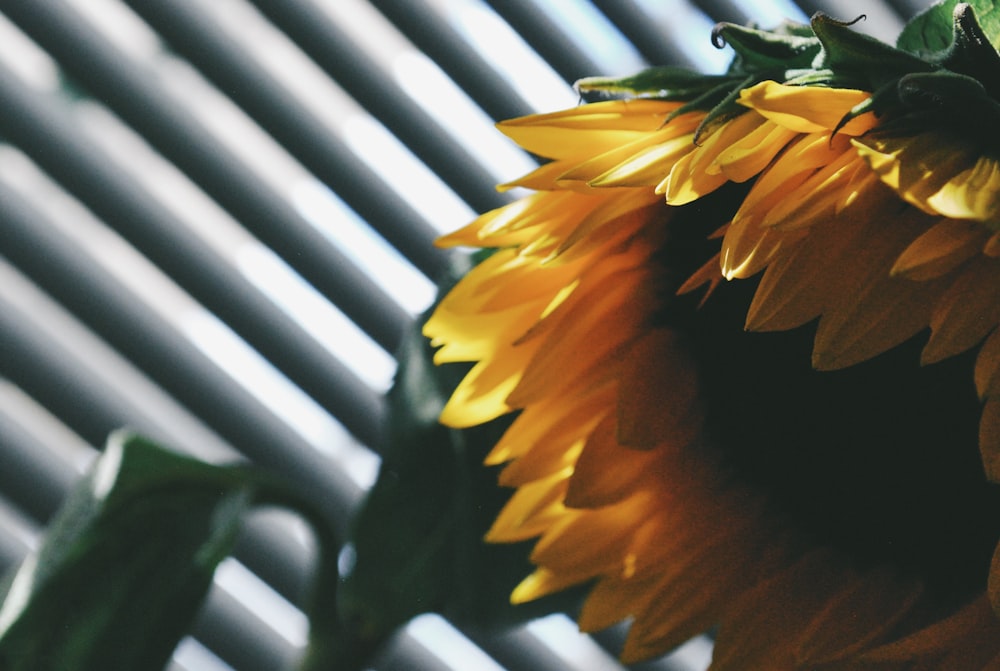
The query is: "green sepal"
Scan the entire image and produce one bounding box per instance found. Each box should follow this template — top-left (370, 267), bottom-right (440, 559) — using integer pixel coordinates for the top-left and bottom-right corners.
top-left (675, 75), bottom-right (757, 143)
top-left (811, 13), bottom-right (937, 89)
top-left (895, 70), bottom-right (1000, 142)
top-left (711, 20), bottom-right (820, 74)
top-left (575, 66), bottom-right (741, 102)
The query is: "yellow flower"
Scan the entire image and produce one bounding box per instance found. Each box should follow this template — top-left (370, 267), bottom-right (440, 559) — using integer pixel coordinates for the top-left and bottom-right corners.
top-left (424, 78), bottom-right (1000, 668)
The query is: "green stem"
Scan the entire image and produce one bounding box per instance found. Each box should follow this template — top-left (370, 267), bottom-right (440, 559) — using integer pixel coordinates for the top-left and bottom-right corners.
top-left (248, 475), bottom-right (381, 671)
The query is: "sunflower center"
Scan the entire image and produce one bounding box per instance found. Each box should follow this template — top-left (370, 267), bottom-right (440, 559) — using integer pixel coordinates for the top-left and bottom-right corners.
top-left (647, 187), bottom-right (1000, 604)
top-left (669, 272), bottom-right (1000, 604)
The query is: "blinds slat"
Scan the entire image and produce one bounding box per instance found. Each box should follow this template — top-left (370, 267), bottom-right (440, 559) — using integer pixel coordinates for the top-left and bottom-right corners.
top-left (0, 254), bottom-right (351, 618)
top-left (0, 253), bottom-right (363, 533)
top-left (192, 585), bottom-right (300, 671)
top-left (0, 406), bottom-right (81, 524)
top-left (131, 0), bottom-right (509, 218)
top-left (118, 0), bottom-right (468, 274)
top-left (0, 270), bottom-right (326, 616)
top-left (688, 0), bottom-right (755, 23)
top-left (369, 0), bottom-right (537, 122)
top-left (0, 0), bottom-right (413, 354)
top-left (794, 0), bottom-right (906, 40)
top-left (589, 0), bottom-right (701, 69)
top-left (482, 0), bottom-right (611, 83)
top-left (467, 627), bottom-right (595, 671)
top-left (0, 58), bottom-right (387, 447)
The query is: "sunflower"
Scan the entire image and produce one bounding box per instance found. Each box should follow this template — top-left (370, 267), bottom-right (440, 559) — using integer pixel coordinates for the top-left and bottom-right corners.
top-left (424, 4), bottom-right (1000, 669)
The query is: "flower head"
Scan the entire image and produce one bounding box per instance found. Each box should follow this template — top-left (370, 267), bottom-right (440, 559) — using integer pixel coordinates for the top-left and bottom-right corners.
top-left (425, 2), bottom-right (1000, 667)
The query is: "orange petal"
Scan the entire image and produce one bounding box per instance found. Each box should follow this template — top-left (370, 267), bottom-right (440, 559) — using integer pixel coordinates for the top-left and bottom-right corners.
top-left (577, 571), bottom-right (659, 633)
top-left (793, 569), bottom-right (923, 666)
top-left (565, 414), bottom-right (657, 508)
top-left (859, 595), bottom-right (997, 663)
top-left (923, 257), bottom-right (1000, 365)
top-left (617, 328), bottom-right (704, 449)
top-left (991, 541), bottom-right (1000, 619)
top-left (892, 219), bottom-right (989, 281)
top-left (531, 495), bottom-right (649, 573)
top-left (975, 328), bottom-right (1000, 398)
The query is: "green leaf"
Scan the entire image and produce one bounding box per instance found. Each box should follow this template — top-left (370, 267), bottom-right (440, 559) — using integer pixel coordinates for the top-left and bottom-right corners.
top-left (965, 0), bottom-right (1000, 48)
top-left (336, 255), bottom-right (583, 667)
top-left (0, 432), bottom-right (257, 671)
top-left (0, 431), bottom-right (350, 671)
top-left (897, 0), bottom-right (960, 55)
top-left (899, 2), bottom-right (1000, 57)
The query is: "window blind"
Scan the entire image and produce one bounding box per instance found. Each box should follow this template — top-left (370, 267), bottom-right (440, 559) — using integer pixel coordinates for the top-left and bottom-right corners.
top-left (0, 1), bottom-right (928, 669)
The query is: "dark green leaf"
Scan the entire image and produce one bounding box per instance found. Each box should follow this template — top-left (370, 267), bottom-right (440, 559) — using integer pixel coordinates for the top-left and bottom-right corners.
top-left (897, 0), bottom-right (960, 55)
top-left (966, 0), bottom-right (1000, 48)
top-left (0, 432), bottom-right (256, 671)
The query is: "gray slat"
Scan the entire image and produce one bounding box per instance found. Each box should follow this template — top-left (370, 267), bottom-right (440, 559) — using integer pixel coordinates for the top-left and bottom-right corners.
top-left (0, 55), bottom-right (387, 448)
top-left (0, 0), bottom-right (413, 355)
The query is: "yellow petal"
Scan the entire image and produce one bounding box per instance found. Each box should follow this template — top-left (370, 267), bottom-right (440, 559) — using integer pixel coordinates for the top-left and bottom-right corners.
top-left (927, 155), bottom-right (1000, 223)
top-left (717, 121), bottom-right (798, 183)
top-left (485, 388), bottom-right (612, 465)
top-left (498, 99), bottom-right (679, 159)
top-left (588, 132), bottom-right (697, 188)
top-left (510, 565), bottom-right (589, 604)
top-left (852, 133), bottom-right (980, 216)
top-left (745, 178), bottom-right (885, 332)
top-left (737, 80), bottom-right (875, 134)
top-left (531, 495), bottom-right (648, 573)
top-left (438, 356), bottom-right (523, 426)
top-left (760, 141), bottom-right (863, 231)
top-left (659, 144), bottom-right (728, 205)
top-left (486, 471), bottom-right (571, 543)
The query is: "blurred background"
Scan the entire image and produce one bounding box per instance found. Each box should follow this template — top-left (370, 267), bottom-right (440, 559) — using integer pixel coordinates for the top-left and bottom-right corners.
top-left (0, 0), bottom-right (933, 669)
